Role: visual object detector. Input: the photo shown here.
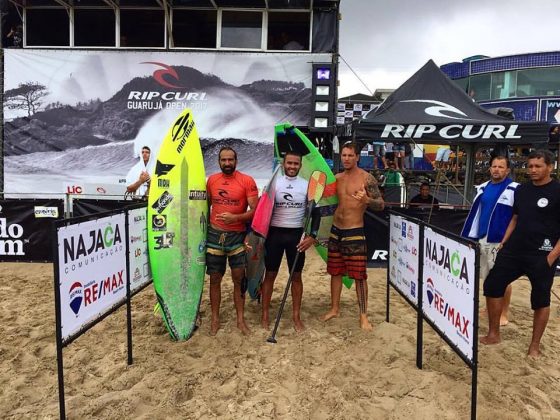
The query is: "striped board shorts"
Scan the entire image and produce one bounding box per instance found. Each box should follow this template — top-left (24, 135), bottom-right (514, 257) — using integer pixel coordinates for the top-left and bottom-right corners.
top-left (327, 225), bottom-right (367, 281)
top-left (206, 225), bottom-right (246, 275)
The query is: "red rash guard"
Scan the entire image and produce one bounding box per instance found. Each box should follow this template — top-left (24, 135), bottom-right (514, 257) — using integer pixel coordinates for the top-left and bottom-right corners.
top-left (207, 171), bottom-right (258, 232)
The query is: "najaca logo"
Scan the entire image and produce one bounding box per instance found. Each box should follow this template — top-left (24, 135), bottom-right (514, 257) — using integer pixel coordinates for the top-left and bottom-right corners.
top-left (63, 224), bottom-right (123, 264)
top-left (425, 237), bottom-right (470, 284)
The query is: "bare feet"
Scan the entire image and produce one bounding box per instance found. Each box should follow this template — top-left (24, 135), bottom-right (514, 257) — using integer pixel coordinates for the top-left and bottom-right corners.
top-left (500, 315), bottom-right (509, 327)
top-left (528, 343), bottom-right (541, 358)
top-left (293, 318), bottom-right (305, 333)
top-left (210, 318), bottom-right (220, 336)
top-left (359, 314), bottom-right (373, 331)
top-left (261, 317), bottom-right (270, 330)
top-left (480, 334), bottom-right (501, 345)
top-left (237, 321), bottom-right (251, 336)
top-left (322, 310), bottom-right (339, 322)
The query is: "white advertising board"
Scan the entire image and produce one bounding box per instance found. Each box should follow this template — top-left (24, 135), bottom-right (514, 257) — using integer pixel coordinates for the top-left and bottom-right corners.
top-left (422, 227), bottom-right (476, 362)
top-left (388, 214), bottom-right (420, 306)
top-left (57, 213), bottom-right (127, 343)
top-left (128, 207), bottom-right (152, 293)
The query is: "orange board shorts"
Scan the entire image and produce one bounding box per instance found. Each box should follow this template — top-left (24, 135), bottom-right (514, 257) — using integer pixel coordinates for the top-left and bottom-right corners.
top-left (327, 225), bottom-right (367, 281)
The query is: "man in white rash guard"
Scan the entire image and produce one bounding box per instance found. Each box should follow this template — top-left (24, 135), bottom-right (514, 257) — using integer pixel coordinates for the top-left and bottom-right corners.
top-left (260, 150), bottom-right (320, 332)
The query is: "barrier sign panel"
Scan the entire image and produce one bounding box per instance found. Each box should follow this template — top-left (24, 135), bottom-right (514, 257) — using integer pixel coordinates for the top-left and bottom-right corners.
top-left (388, 214), bottom-right (420, 306)
top-left (0, 199), bottom-right (64, 262)
top-left (422, 227), bottom-right (476, 362)
top-left (127, 207), bottom-right (152, 293)
top-left (57, 213), bottom-right (127, 343)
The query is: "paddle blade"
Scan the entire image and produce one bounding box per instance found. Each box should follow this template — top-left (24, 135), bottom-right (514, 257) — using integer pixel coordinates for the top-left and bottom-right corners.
top-left (308, 170), bottom-right (327, 204)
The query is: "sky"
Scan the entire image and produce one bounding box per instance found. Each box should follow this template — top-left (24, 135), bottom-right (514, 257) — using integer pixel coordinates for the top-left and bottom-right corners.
top-left (338, 0), bottom-right (560, 98)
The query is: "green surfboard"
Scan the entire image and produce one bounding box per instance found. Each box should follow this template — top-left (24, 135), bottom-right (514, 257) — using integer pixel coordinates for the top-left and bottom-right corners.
top-left (274, 123), bottom-right (352, 288)
top-left (147, 109), bottom-right (207, 341)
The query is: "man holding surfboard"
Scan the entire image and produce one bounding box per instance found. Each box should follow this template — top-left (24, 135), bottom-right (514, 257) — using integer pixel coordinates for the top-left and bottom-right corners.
top-left (322, 142), bottom-right (384, 331)
top-left (206, 147), bottom-right (258, 335)
top-left (260, 151), bottom-right (319, 332)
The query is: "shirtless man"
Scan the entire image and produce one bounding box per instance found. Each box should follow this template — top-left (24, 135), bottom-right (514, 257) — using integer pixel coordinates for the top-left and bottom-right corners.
top-left (322, 142), bottom-right (385, 330)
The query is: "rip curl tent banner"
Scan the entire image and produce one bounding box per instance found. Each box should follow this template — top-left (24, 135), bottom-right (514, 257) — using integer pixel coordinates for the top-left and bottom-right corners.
top-left (342, 60), bottom-right (550, 145)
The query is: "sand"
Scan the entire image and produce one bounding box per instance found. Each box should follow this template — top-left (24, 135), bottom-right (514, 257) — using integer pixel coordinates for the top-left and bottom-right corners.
top-left (1, 253), bottom-right (560, 419)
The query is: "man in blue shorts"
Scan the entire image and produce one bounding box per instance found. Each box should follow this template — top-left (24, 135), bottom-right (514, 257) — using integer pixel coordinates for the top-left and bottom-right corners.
top-left (260, 151), bottom-right (319, 332)
top-left (371, 140), bottom-right (387, 169)
top-left (393, 142), bottom-right (405, 170)
top-left (481, 150), bottom-right (560, 357)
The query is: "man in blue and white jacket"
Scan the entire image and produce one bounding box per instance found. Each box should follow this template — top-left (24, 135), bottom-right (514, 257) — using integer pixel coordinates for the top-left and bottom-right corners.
top-left (461, 155), bottom-right (518, 326)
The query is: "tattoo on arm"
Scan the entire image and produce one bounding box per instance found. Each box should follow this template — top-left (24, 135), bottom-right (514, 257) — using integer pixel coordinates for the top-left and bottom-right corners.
top-left (366, 174), bottom-right (384, 211)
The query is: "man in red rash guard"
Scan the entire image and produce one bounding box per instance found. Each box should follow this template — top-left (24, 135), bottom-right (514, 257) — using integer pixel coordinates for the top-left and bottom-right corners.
top-left (206, 147), bottom-right (258, 335)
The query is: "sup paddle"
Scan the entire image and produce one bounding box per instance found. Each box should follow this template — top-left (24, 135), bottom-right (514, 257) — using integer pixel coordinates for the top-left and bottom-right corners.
top-left (267, 170), bottom-right (327, 344)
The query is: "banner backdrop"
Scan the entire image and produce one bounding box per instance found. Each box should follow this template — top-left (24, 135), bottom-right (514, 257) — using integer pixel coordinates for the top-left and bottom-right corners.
top-left (388, 214), bottom-right (420, 306)
top-left (57, 213), bottom-right (127, 343)
top-left (3, 49), bottom-right (331, 195)
top-left (0, 199), bottom-right (64, 262)
top-left (422, 227), bottom-right (476, 362)
top-left (72, 199), bottom-right (131, 218)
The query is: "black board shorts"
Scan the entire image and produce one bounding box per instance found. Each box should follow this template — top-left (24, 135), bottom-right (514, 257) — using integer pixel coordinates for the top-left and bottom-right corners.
top-left (264, 226), bottom-right (305, 273)
top-left (484, 252), bottom-right (557, 309)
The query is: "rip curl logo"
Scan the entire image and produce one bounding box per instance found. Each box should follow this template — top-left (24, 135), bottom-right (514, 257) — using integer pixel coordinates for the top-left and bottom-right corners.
top-left (283, 193), bottom-right (294, 202)
top-left (218, 189), bottom-right (229, 198)
top-left (142, 62), bottom-right (183, 89)
top-left (401, 100), bottom-right (470, 120)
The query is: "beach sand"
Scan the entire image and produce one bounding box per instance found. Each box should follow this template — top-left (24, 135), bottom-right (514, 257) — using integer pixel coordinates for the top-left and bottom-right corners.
top-left (1, 253), bottom-right (560, 419)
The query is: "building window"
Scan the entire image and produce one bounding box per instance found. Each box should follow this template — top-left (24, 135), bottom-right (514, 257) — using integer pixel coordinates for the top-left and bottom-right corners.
top-left (267, 11), bottom-right (310, 50)
top-left (491, 71), bottom-right (517, 100)
top-left (220, 10), bottom-right (262, 49)
top-left (75, 10), bottom-right (116, 47)
top-left (451, 77), bottom-right (469, 94)
top-left (517, 67), bottom-right (560, 97)
top-left (268, 0), bottom-right (311, 8)
top-left (468, 73), bottom-right (491, 101)
top-left (120, 9), bottom-right (164, 47)
top-left (173, 9), bottom-right (217, 48)
top-left (26, 9), bottom-right (69, 46)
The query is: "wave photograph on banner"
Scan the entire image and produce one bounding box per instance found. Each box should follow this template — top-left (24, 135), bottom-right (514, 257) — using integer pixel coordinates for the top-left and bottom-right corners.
top-left (3, 50), bottom-right (329, 195)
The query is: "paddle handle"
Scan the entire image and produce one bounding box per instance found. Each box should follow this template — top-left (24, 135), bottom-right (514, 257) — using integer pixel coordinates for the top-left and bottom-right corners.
top-left (267, 201), bottom-right (317, 344)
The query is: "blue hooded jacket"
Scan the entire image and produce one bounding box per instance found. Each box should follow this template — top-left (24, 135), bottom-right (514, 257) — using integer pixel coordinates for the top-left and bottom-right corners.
top-left (461, 179), bottom-right (518, 243)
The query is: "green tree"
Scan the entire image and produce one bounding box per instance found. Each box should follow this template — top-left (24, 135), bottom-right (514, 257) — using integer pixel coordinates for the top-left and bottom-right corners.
top-left (5, 82), bottom-right (49, 116)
